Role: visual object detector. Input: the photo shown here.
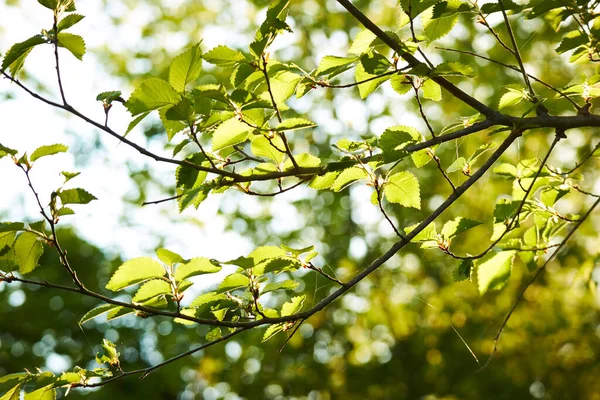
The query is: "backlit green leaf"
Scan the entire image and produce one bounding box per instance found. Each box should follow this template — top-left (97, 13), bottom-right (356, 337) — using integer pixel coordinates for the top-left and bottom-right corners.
top-left (174, 258), bottom-right (221, 282)
top-left (218, 273), bottom-right (250, 293)
top-left (57, 33), bottom-right (85, 60)
top-left (106, 257), bottom-right (166, 291)
top-left (30, 144), bottom-right (68, 162)
top-left (281, 295), bottom-right (305, 316)
top-left (383, 171), bottom-right (420, 208)
top-left (275, 118), bottom-right (317, 132)
top-left (156, 248), bottom-right (184, 266)
top-left (203, 45), bottom-right (246, 67)
top-left (477, 251), bottom-right (516, 294)
top-left (132, 279), bottom-right (171, 303)
top-left (58, 188), bottom-right (97, 205)
top-left (125, 78), bottom-right (181, 116)
top-left (212, 118), bottom-right (252, 150)
top-left (441, 217), bottom-right (482, 239)
top-left (169, 43), bottom-right (203, 92)
top-left (57, 14), bottom-right (85, 31)
top-left (14, 232), bottom-right (43, 274)
top-left (79, 304), bottom-right (120, 325)
top-left (1, 35), bottom-right (46, 75)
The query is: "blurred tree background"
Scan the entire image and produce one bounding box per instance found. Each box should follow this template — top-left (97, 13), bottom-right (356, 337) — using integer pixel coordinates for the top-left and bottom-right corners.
top-left (1, 0), bottom-right (600, 399)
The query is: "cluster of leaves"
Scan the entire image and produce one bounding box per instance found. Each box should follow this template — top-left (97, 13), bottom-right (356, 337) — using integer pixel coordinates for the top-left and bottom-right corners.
top-left (0, 143), bottom-right (95, 275)
top-left (1, 0), bottom-right (85, 76)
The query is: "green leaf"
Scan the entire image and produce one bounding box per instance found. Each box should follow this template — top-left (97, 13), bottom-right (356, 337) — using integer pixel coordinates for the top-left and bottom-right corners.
top-left (404, 221), bottom-right (437, 242)
top-left (332, 167), bottom-right (368, 192)
top-left (251, 135), bottom-right (286, 164)
top-left (30, 144), bottom-right (68, 162)
top-left (156, 248), bottom-right (184, 265)
top-left (212, 118), bottom-right (252, 150)
top-left (281, 295), bottom-right (305, 316)
top-left (494, 199), bottom-right (520, 223)
top-left (1, 35), bottom-right (46, 75)
top-left (58, 188), bottom-right (97, 205)
top-left (203, 45), bottom-right (246, 67)
top-left (176, 153), bottom-right (207, 190)
top-left (262, 323), bottom-right (284, 342)
top-left (355, 61), bottom-right (391, 99)
top-left (24, 385), bottom-right (56, 400)
top-left (96, 339), bottom-right (119, 366)
top-left (57, 33), bottom-right (85, 60)
top-left (348, 30), bottom-right (377, 55)
top-left (314, 55), bottom-right (357, 76)
top-left (309, 171), bottom-right (339, 190)
top-left (499, 85), bottom-right (526, 109)
top-left (261, 279), bottom-right (299, 295)
top-left (125, 111), bottom-right (150, 135)
top-left (453, 259), bottom-right (473, 282)
top-left (174, 257), bottom-right (221, 282)
top-left (0, 384), bottom-right (23, 400)
top-left (96, 91), bottom-right (123, 104)
top-left (422, 3), bottom-right (460, 41)
top-left (0, 143), bottom-right (18, 158)
top-left (105, 257), bottom-right (166, 291)
top-left (132, 279), bottom-right (171, 303)
top-left (61, 171), bottom-right (80, 182)
top-left (477, 251), bottom-right (516, 294)
top-left (0, 373), bottom-right (27, 385)
top-left (169, 43), bottom-right (203, 92)
top-left (125, 78), bottom-right (181, 116)
top-left (14, 232), bottom-right (43, 274)
top-left (431, 62), bottom-right (476, 78)
top-left (283, 153), bottom-right (320, 170)
top-left (57, 14), bottom-right (85, 31)
top-left (275, 118), bottom-right (317, 132)
top-left (164, 98), bottom-right (193, 123)
top-left (556, 30), bottom-right (588, 54)
top-left (383, 171), bottom-right (421, 208)
top-left (79, 304), bottom-right (120, 324)
top-left (218, 273), bottom-right (250, 293)
top-left (206, 327), bottom-right (222, 341)
top-left (0, 222), bottom-right (25, 233)
top-left (390, 74), bottom-right (412, 95)
top-left (360, 52), bottom-right (391, 75)
top-left (441, 217), bottom-right (482, 239)
top-left (422, 79), bottom-right (442, 101)
top-left (37, 0), bottom-right (59, 10)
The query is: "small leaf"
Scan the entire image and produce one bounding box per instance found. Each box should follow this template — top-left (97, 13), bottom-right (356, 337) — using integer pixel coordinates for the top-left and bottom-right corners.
top-left (477, 251), bottom-right (516, 294)
top-left (174, 257), bottom-right (221, 282)
top-left (60, 171), bottom-right (80, 182)
top-left (453, 259), bottom-right (473, 282)
top-left (422, 3), bottom-right (460, 41)
top-left (499, 86), bottom-right (526, 109)
top-left (24, 385), bottom-right (56, 400)
top-left (251, 135), bottom-right (286, 164)
top-left (30, 144), bottom-right (68, 162)
top-left (314, 55), bottom-right (357, 76)
top-left (79, 304), bottom-right (120, 325)
top-left (106, 257), bottom-right (166, 291)
top-left (262, 323), bottom-right (284, 342)
top-left (261, 279), bottom-right (299, 295)
top-left (57, 32), bottom-right (86, 60)
top-left (58, 188), bottom-right (97, 205)
top-left (390, 74), bottom-right (411, 95)
top-left (156, 248), bottom-right (184, 266)
top-left (348, 30), bottom-right (377, 55)
top-left (132, 279), bottom-right (171, 303)
top-left (169, 43), bottom-right (203, 92)
top-left (57, 14), bottom-right (85, 31)
top-left (441, 217), bottom-right (482, 239)
top-left (0, 222), bottom-right (25, 233)
top-left (422, 79), bottom-right (442, 101)
top-left (404, 221), bottom-right (437, 242)
top-left (218, 273), bottom-right (250, 293)
top-left (0, 143), bottom-right (18, 158)
top-left (96, 339), bottom-right (120, 366)
top-left (14, 232), bottom-right (44, 274)
top-left (383, 171), bottom-right (421, 208)
top-left (360, 52), bottom-right (391, 75)
top-left (125, 78), bottom-right (181, 116)
top-left (203, 45), bottom-right (246, 67)
top-left (431, 62), bottom-right (476, 78)
top-left (125, 112), bottom-right (150, 135)
top-left (1, 35), bottom-right (46, 75)
top-left (96, 91), bottom-right (123, 104)
top-left (212, 118), bottom-right (252, 150)
top-left (275, 118), bottom-right (317, 132)
top-left (281, 295), bottom-right (305, 316)
top-left (332, 167), bottom-right (368, 192)
top-left (206, 327), bottom-right (222, 341)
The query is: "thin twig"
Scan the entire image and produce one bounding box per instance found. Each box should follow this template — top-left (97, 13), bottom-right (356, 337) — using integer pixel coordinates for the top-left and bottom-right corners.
top-left (142, 194), bottom-right (182, 206)
top-left (52, 14), bottom-right (68, 106)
